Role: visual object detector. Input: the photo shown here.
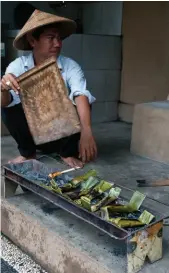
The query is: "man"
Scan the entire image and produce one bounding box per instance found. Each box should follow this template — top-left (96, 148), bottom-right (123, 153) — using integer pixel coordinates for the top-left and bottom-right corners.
top-left (1, 10), bottom-right (97, 168)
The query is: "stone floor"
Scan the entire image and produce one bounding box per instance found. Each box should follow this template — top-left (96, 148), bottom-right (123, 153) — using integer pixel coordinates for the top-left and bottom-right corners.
top-left (1, 122), bottom-right (169, 273)
top-left (1, 235), bottom-right (47, 273)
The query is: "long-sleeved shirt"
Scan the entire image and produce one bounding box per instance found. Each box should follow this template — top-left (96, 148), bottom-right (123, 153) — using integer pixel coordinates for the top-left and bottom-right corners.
top-left (5, 53), bottom-right (96, 107)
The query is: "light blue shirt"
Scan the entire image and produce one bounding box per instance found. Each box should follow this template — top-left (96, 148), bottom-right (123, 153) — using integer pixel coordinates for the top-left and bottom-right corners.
top-left (5, 53), bottom-right (96, 107)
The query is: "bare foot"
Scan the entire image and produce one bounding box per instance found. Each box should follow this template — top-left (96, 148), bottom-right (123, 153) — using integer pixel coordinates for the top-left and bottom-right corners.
top-left (61, 157), bottom-right (84, 168)
top-left (8, 155), bottom-right (36, 164)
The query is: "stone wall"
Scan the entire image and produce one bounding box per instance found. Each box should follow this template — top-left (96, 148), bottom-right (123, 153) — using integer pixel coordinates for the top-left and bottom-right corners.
top-left (62, 34), bottom-right (121, 123)
top-left (119, 2), bottom-right (169, 122)
top-left (81, 2), bottom-right (123, 122)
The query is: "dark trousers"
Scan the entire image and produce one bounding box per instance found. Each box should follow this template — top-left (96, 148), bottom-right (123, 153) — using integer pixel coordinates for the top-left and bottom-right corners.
top-left (1, 103), bottom-right (80, 158)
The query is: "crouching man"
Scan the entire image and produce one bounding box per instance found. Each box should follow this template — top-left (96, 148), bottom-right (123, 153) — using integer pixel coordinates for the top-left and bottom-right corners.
top-left (1, 10), bottom-right (97, 168)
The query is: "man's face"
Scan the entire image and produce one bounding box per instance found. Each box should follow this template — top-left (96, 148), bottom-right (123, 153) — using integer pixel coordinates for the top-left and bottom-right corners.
top-left (31, 28), bottom-right (62, 59)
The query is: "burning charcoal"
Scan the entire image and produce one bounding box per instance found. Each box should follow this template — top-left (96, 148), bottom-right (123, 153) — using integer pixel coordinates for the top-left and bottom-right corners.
top-left (20, 171), bottom-right (50, 184)
top-left (54, 174), bottom-right (72, 186)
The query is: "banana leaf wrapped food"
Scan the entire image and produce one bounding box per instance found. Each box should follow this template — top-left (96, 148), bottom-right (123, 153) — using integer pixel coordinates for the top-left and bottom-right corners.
top-left (111, 218), bottom-right (145, 228)
top-left (101, 206), bottom-right (155, 228)
top-left (80, 186), bottom-right (121, 212)
top-left (138, 210), bottom-right (155, 225)
top-left (43, 169), bottom-right (154, 229)
top-left (91, 180), bottom-right (114, 194)
top-left (101, 191), bottom-right (146, 220)
top-left (44, 169), bottom-right (98, 195)
top-left (65, 176), bottom-right (100, 200)
top-left (101, 191), bottom-right (155, 228)
top-left (71, 170), bottom-right (97, 187)
top-left (103, 191), bottom-right (146, 213)
top-left (73, 179), bottom-right (113, 207)
top-left (114, 210), bottom-right (154, 228)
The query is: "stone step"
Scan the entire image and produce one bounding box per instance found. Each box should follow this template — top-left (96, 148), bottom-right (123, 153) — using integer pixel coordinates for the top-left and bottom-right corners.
top-left (131, 101), bottom-right (169, 164)
top-left (1, 191), bottom-right (169, 273)
top-left (1, 193), bottom-right (126, 273)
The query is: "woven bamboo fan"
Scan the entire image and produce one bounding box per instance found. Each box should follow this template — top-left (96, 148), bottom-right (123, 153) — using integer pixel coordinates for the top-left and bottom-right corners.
top-left (17, 57), bottom-right (81, 145)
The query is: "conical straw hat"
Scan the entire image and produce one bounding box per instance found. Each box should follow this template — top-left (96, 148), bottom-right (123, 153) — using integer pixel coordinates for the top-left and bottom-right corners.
top-left (13, 9), bottom-right (76, 50)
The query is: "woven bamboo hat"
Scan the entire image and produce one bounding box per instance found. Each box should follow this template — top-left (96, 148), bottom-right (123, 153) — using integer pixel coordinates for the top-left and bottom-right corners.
top-left (13, 9), bottom-right (76, 50)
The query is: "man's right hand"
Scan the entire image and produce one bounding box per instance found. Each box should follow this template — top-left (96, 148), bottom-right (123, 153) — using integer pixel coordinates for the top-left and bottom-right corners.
top-left (1, 73), bottom-right (20, 93)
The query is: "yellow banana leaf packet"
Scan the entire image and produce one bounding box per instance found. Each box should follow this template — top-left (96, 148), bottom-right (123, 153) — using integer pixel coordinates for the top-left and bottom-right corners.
top-left (104, 191), bottom-right (146, 213)
top-left (81, 186), bottom-right (121, 212)
top-left (74, 179), bottom-right (114, 210)
top-left (138, 210), bottom-right (155, 225)
top-left (65, 176), bottom-right (100, 200)
top-left (91, 180), bottom-right (113, 194)
top-left (71, 169), bottom-right (97, 187)
top-left (101, 191), bottom-right (155, 228)
top-left (106, 210), bottom-right (154, 228)
top-left (44, 169), bottom-right (98, 195)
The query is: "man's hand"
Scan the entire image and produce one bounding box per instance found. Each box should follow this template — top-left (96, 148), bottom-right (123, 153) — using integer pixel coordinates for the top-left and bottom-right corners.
top-left (74, 95), bottom-right (97, 163)
top-left (1, 73), bottom-right (20, 93)
top-left (79, 128), bottom-right (97, 163)
top-left (1, 73), bottom-right (20, 107)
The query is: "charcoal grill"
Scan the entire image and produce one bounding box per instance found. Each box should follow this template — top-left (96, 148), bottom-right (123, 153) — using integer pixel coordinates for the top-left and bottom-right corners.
top-left (2, 159), bottom-right (168, 273)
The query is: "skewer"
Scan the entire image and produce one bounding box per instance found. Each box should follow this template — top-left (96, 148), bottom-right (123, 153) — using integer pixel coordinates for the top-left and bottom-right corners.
top-left (49, 167), bottom-right (81, 179)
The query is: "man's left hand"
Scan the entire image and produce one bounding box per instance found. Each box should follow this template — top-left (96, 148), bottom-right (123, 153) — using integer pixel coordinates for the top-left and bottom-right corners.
top-left (79, 128), bottom-right (97, 163)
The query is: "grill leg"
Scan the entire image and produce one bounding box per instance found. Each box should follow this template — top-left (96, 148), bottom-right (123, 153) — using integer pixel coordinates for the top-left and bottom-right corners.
top-left (127, 221), bottom-right (163, 273)
top-left (4, 178), bottom-right (18, 198)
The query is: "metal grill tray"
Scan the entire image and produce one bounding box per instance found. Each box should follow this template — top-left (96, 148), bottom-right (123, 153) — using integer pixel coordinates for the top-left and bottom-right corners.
top-left (3, 159), bottom-right (167, 240)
